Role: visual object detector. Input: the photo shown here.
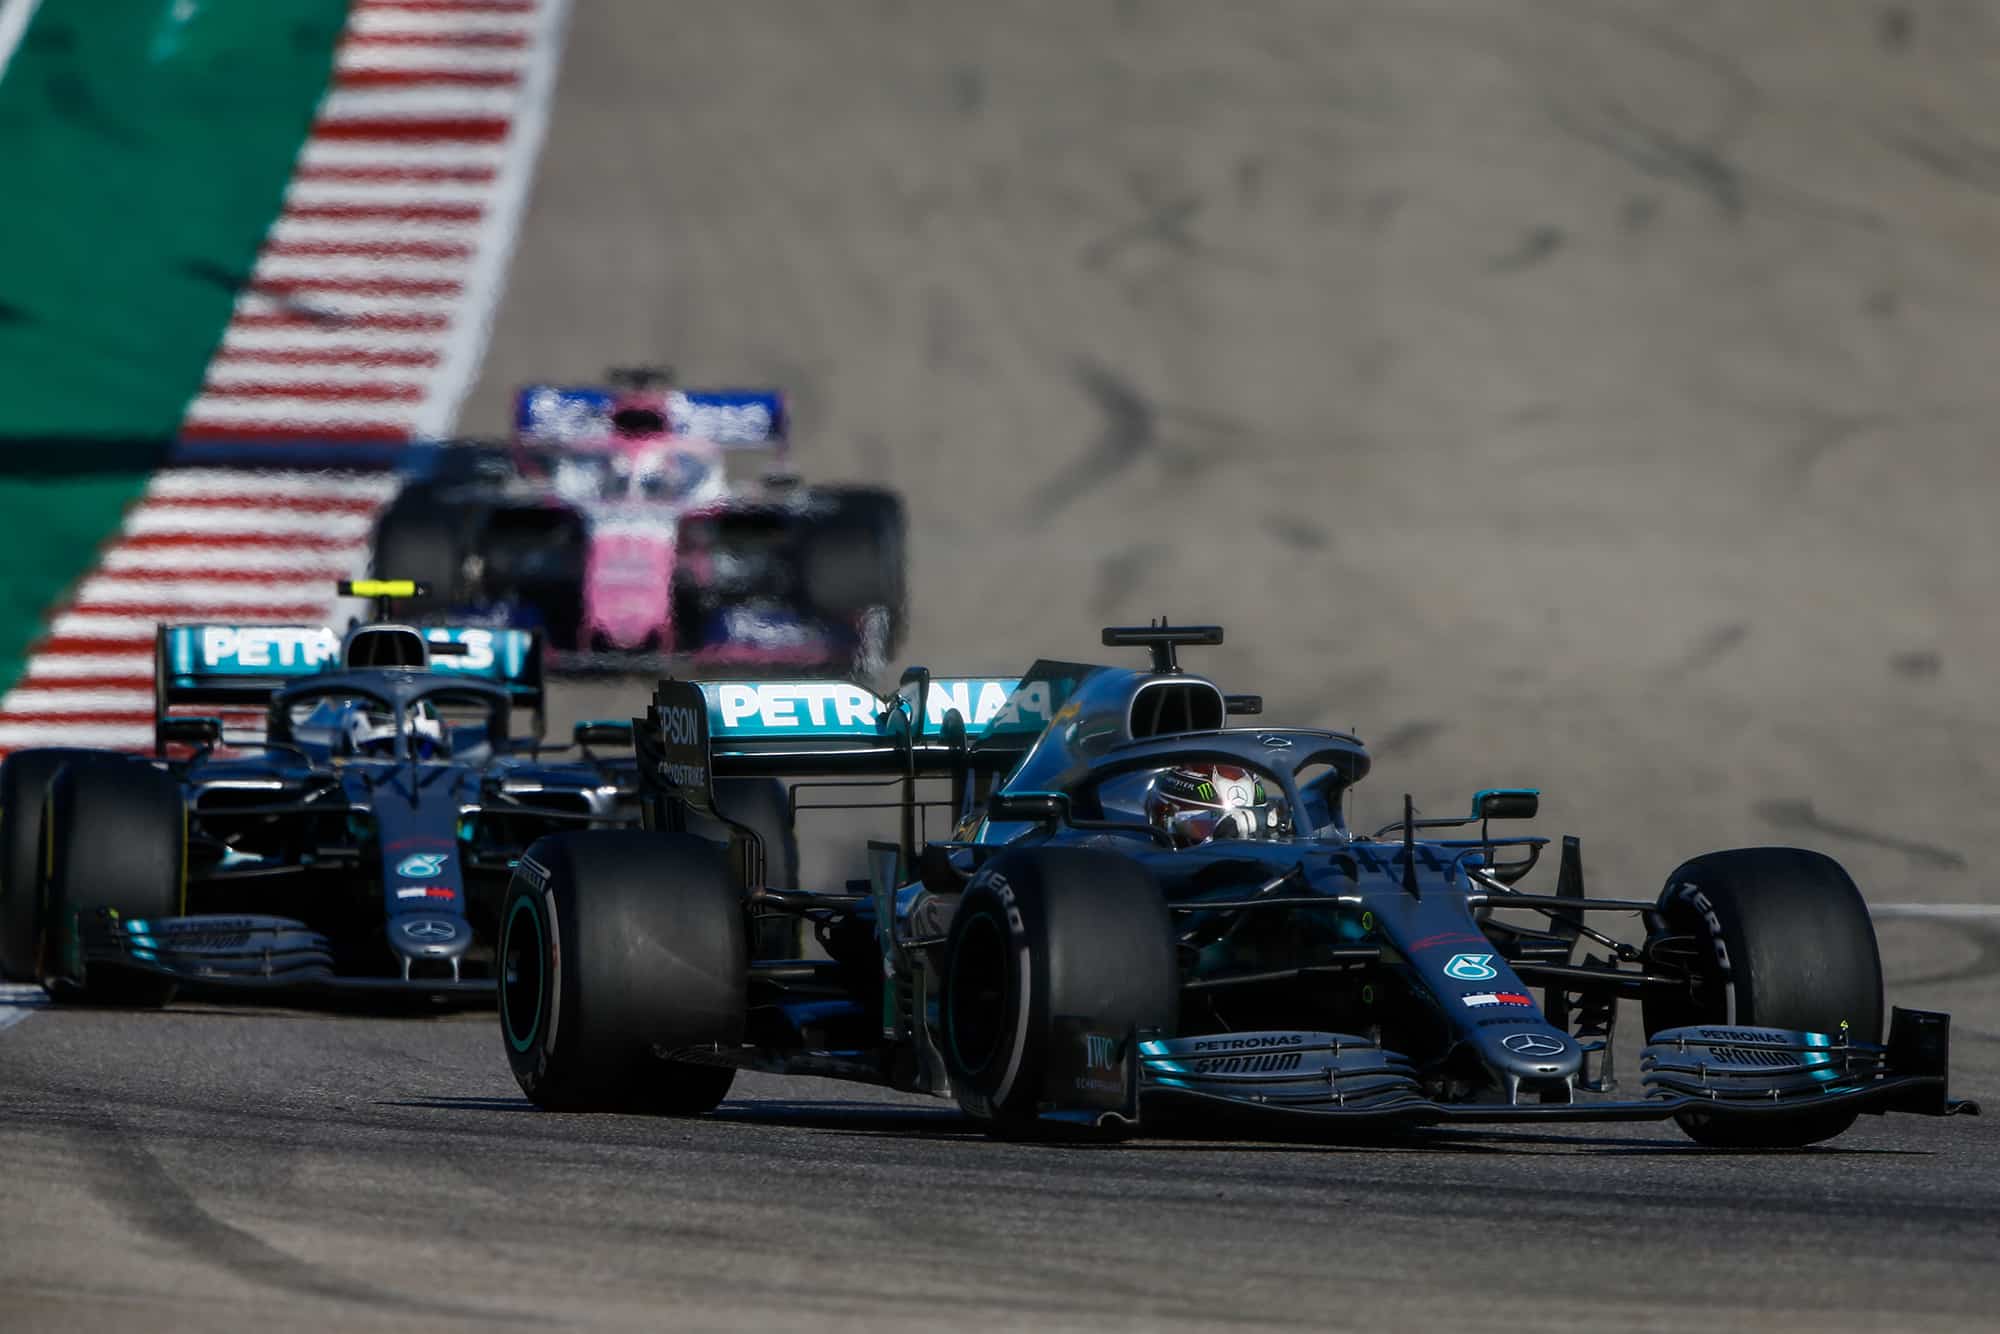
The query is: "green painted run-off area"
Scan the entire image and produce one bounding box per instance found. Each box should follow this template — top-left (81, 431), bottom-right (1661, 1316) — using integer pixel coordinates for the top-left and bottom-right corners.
top-left (0, 0), bottom-right (348, 689)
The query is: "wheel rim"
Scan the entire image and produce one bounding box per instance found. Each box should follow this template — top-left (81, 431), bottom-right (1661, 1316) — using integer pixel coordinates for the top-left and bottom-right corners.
top-left (501, 894), bottom-right (545, 1054)
top-left (946, 909), bottom-right (1009, 1078)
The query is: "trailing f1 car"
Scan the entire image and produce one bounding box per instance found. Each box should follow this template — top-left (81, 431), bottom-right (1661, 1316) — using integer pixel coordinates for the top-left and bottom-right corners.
top-left (496, 624), bottom-right (1975, 1146)
top-left (0, 582), bottom-right (649, 1005)
top-left (369, 372), bottom-right (906, 673)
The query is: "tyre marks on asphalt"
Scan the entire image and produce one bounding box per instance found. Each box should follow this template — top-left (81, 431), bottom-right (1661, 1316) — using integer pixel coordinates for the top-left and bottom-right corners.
top-left (68, 1102), bottom-right (510, 1321)
top-left (1879, 919), bottom-right (2000, 993)
top-left (1024, 362), bottom-right (1155, 522)
top-left (1755, 797), bottom-right (1967, 870)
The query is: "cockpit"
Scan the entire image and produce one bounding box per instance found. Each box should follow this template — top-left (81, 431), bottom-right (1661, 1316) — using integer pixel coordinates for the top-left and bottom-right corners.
top-left (541, 442), bottom-right (721, 505)
top-left (1025, 731), bottom-right (1367, 848)
top-left (273, 683), bottom-right (506, 765)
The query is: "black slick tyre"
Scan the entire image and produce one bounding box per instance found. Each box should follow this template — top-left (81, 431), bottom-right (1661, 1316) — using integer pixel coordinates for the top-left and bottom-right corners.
top-left (500, 831), bottom-right (745, 1114)
top-left (0, 748), bottom-right (98, 983)
top-left (1645, 846), bottom-right (1883, 1148)
top-left (41, 758), bottom-right (185, 1007)
top-left (941, 847), bottom-right (1177, 1140)
top-left (804, 487), bottom-right (907, 652)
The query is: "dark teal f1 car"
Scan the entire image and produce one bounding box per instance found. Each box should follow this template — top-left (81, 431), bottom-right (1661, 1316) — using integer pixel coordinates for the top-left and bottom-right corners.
top-left (496, 624), bottom-right (1975, 1145)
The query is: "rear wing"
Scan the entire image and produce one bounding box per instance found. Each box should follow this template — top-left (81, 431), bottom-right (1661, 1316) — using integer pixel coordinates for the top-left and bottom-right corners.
top-left (634, 663), bottom-right (1091, 824)
top-left (513, 385), bottom-right (787, 446)
top-left (155, 622), bottom-right (546, 714)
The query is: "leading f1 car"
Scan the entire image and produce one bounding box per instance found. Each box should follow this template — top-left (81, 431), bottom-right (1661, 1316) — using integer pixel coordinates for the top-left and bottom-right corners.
top-left (0, 583), bottom-right (645, 1006)
top-left (497, 624), bottom-right (1976, 1145)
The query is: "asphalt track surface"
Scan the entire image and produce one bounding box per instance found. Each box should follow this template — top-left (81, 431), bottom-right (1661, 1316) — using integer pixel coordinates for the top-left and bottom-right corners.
top-left (8, 2), bottom-right (2000, 1329)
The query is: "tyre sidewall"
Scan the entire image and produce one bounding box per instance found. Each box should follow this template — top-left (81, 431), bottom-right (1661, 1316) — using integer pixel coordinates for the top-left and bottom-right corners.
top-left (42, 758), bottom-right (185, 1005)
top-left (1650, 846), bottom-right (1882, 1043)
top-left (1650, 846), bottom-right (1883, 1147)
top-left (943, 847), bottom-right (1177, 1129)
top-left (0, 748), bottom-right (99, 982)
top-left (501, 831), bottom-right (746, 1112)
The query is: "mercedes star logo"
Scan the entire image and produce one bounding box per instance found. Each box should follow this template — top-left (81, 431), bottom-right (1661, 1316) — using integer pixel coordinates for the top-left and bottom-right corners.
top-left (401, 919), bottom-right (458, 942)
top-left (1258, 734), bottom-right (1293, 748)
top-left (1502, 1032), bottom-right (1566, 1057)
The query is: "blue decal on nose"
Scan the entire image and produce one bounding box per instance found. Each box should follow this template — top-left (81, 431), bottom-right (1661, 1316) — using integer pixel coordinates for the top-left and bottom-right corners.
top-left (1444, 953), bottom-right (1497, 981)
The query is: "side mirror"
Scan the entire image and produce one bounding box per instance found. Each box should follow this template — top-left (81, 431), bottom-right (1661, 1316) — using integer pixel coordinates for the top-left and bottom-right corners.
top-left (159, 716), bottom-right (224, 749)
top-left (987, 791), bottom-right (1068, 825)
top-left (1473, 788), bottom-right (1539, 821)
top-left (574, 719), bottom-right (634, 750)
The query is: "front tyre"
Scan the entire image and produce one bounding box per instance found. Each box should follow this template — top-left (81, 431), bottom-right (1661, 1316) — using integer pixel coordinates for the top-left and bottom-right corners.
top-left (500, 831), bottom-right (745, 1114)
top-left (41, 758), bottom-right (184, 1007)
top-left (0, 748), bottom-right (99, 982)
top-left (1645, 846), bottom-right (1883, 1148)
top-left (941, 847), bottom-right (1177, 1140)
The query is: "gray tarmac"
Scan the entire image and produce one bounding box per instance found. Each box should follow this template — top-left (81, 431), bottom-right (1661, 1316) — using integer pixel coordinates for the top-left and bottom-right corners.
top-left (7, 1), bottom-right (2000, 1328)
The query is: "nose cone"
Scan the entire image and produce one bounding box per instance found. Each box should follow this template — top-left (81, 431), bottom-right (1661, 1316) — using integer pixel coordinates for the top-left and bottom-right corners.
top-left (584, 528), bottom-right (673, 648)
top-left (390, 915), bottom-right (470, 963)
top-left (1482, 1027), bottom-right (1583, 1085)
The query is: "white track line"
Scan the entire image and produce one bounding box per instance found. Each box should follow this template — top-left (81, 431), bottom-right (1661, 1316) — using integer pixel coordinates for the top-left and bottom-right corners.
top-left (268, 216), bottom-right (484, 247)
top-left (253, 254), bottom-right (472, 284)
top-left (21, 655), bottom-right (154, 678)
top-left (178, 395), bottom-right (423, 427)
top-left (348, 10), bottom-right (537, 41)
top-left (143, 471), bottom-right (403, 502)
top-left (0, 0), bottom-right (43, 87)
top-left (320, 85), bottom-right (520, 120)
top-left (336, 45), bottom-right (524, 75)
top-left (298, 139), bottom-right (507, 170)
top-left (418, 0), bottom-right (570, 438)
top-left (121, 508), bottom-right (381, 539)
top-left (284, 179), bottom-right (496, 209)
top-left (217, 327), bottom-right (449, 355)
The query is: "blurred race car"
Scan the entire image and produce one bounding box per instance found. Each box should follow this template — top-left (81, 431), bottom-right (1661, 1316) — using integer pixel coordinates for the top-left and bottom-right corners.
top-left (0, 582), bottom-right (649, 1005)
top-left (368, 371), bottom-right (906, 674)
top-left (495, 623), bottom-right (1974, 1147)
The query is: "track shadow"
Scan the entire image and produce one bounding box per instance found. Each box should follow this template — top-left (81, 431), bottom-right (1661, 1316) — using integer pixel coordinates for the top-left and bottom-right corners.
top-left (379, 1094), bottom-right (982, 1140)
top-left (375, 1092), bottom-right (1941, 1154)
top-left (710, 1098), bottom-right (976, 1139)
top-left (380, 1096), bottom-right (541, 1114)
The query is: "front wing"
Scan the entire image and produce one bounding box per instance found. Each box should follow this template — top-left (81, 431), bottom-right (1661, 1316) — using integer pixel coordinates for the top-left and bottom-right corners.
top-left (1053, 1010), bottom-right (1976, 1133)
top-left (70, 911), bottom-right (494, 1000)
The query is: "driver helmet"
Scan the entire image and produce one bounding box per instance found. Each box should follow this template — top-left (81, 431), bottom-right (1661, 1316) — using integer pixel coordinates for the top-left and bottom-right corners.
top-left (342, 701), bottom-right (446, 760)
top-left (1145, 764), bottom-right (1283, 847)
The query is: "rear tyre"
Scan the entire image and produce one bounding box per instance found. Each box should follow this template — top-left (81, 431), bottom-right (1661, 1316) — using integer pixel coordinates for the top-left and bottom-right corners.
top-left (500, 831), bottom-right (745, 1114)
top-left (1645, 847), bottom-right (1883, 1148)
top-left (41, 759), bottom-right (185, 1007)
top-left (804, 488), bottom-right (907, 654)
top-left (0, 748), bottom-right (99, 982)
top-left (941, 847), bottom-right (1177, 1140)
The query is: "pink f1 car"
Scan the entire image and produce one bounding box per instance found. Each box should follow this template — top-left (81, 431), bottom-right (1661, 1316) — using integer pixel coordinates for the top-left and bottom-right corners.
top-left (369, 372), bottom-right (905, 674)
